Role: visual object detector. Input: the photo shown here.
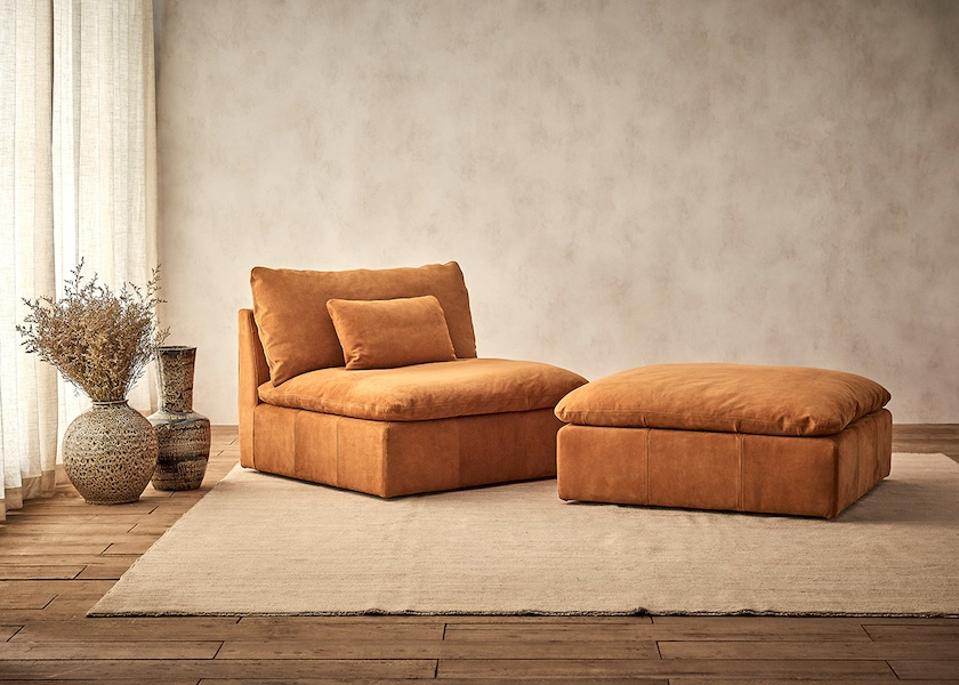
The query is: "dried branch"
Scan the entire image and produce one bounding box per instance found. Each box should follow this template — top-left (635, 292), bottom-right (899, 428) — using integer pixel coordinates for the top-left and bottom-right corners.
top-left (16, 259), bottom-right (170, 402)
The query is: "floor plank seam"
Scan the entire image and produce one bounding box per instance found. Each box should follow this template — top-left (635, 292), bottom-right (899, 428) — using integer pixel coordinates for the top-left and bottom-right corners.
top-left (885, 658), bottom-right (904, 679)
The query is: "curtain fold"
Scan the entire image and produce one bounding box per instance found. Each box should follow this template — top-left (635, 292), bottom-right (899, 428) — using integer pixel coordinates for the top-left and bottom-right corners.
top-left (0, 0), bottom-right (157, 521)
top-left (0, 0), bottom-right (58, 520)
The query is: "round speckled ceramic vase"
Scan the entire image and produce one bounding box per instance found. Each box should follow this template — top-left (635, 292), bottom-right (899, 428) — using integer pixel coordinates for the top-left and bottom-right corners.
top-left (148, 346), bottom-right (211, 491)
top-left (63, 401), bottom-right (158, 505)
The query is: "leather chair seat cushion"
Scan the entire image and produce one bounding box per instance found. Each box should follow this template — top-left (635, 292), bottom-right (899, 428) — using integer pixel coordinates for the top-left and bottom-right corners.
top-left (259, 358), bottom-right (588, 422)
top-left (555, 363), bottom-right (890, 437)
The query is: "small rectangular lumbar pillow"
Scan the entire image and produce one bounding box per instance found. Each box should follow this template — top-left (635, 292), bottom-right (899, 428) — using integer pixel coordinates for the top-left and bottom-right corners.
top-left (327, 295), bottom-right (457, 370)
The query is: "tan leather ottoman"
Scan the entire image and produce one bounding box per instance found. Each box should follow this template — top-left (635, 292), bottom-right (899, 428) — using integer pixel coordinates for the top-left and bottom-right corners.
top-left (554, 364), bottom-right (893, 518)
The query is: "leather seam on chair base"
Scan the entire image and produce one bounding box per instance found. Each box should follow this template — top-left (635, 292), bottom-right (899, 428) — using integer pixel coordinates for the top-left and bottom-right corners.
top-left (381, 423), bottom-right (390, 497)
top-left (333, 415), bottom-right (341, 490)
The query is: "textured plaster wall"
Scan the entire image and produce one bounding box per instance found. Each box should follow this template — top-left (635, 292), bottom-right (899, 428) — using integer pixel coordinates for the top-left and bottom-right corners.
top-left (157, 0), bottom-right (959, 424)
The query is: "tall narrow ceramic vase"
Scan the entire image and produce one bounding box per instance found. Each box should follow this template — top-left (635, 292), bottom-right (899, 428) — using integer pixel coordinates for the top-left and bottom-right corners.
top-left (148, 346), bottom-right (211, 491)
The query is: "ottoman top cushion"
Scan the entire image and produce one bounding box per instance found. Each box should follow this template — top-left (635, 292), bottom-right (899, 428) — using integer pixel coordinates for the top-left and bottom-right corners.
top-left (555, 363), bottom-right (890, 436)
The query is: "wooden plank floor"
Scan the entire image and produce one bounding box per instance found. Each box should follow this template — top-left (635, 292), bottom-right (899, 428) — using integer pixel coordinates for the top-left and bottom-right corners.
top-left (1, 424), bottom-right (957, 683)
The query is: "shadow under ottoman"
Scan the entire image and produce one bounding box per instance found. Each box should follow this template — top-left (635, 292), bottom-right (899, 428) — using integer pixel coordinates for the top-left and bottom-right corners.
top-left (555, 363), bottom-right (893, 518)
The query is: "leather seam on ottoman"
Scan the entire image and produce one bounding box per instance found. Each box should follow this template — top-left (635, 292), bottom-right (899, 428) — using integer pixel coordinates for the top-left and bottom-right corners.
top-left (560, 408), bottom-right (852, 436)
top-left (738, 434), bottom-right (745, 512)
top-left (644, 429), bottom-right (650, 504)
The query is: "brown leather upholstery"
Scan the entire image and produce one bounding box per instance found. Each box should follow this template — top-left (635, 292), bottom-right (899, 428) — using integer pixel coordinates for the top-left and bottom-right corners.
top-left (557, 409), bottom-right (892, 518)
top-left (556, 363), bottom-right (890, 436)
top-left (239, 304), bottom-right (587, 496)
top-left (238, 309), bottom-right (270, 467)
top-left (251, 262), bottom-right (476, 385)
top-left (555, 363), bottom-right (893, 518)
top-left (251, 403), bottom-right (563, 497)
top-left (326, 295), bottom-right (456, 370)
top-left (258, 358), bottom-right (586, 422)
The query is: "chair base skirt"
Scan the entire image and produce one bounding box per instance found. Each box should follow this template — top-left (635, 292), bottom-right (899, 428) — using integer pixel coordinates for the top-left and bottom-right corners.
top-left (242, 404), bottom-right (562, 497)
top-left (556, 409), bottom-right (892, 518)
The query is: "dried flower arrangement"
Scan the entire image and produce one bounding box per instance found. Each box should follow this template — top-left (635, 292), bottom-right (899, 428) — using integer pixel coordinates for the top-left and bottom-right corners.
top-left (16, 260), bottom-right (169, 403)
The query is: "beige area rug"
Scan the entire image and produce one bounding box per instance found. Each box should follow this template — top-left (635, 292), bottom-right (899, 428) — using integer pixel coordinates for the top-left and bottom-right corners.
top-left (91, 453), bottom-right (959, 617)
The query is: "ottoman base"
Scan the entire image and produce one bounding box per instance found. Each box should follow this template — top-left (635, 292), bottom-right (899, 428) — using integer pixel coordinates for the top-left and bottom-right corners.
top-left (557, 409), bottom-right (892, 518)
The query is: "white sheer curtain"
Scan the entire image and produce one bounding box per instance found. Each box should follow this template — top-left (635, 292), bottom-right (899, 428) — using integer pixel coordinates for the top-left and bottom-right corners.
top-left (0, 0), bottom-right (157, 520)
top-left (52, 0), bottom-right (158, 444)
top-left (0, 0), bottom-right (59, 520)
